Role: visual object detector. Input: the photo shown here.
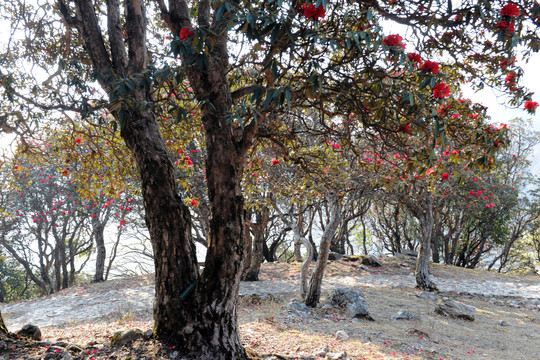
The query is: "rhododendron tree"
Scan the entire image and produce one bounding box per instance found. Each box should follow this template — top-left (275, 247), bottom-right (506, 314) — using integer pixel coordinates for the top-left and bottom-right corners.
top-left (1, 0), bottom-right (539, 358)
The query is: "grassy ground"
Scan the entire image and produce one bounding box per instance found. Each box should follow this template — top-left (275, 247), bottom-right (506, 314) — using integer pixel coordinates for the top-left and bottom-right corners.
top-left (1, 258), bottom-right (539, 360)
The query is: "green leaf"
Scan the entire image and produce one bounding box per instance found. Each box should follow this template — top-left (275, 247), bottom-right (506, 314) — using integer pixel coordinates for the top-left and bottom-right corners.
top-left (216, 4), bottom-right (226, 21)
top-left (262, 90), bottom-right (276, 109)
top-left (419, 76), bottom-right (432, 91)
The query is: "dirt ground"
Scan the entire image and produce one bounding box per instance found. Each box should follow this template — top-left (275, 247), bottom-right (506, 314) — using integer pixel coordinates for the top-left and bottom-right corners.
top-left (1, 258), bottom-right (539, 360)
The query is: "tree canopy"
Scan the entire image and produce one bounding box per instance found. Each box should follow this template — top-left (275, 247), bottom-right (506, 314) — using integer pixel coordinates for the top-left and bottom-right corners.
top-left (1, 1), bottom-right (539, 358)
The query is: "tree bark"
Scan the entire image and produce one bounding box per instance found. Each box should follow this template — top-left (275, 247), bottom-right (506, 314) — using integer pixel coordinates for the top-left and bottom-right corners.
top-left (241, 221), bottom-right (253, 281)
top-left (62, 0), bottom-right (253, 357)
top-left (243, 209), bottom-right (268, 281)
top-left (92, 222), bottom-right (106, 283)
top-left (305, 196), bottom-right (341, 307)
top-left (414, 197), bottom-right (438, 292)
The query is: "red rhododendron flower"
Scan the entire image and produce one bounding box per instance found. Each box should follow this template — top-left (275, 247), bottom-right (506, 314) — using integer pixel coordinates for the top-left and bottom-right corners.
top-left (507, 22), bottom-right (515, 33)
top-left (179, 27), bottom-right (194, 41)
top-left (505, 73), bottom-right (516, 84)
top-left (524, 100), bottom-right (539, 112)
top-left (497, 20), bottom-right (509, 28)
top-left (383, 34), bottom-right (406, 49)
top-left (61, 169), bottom-right (69, 176)
top-left (433, 82), bottom-right (451, 98)
top-left (398, 124), bottom-right (411, 133)
top-left (501, 3), bottom-right (520, 17)
top-left (426, 168), bottom-right (435, 175)
top-left (441, 173), bottom-right (449, 180)
top-left (75, 138), bottom-right (82, 144)
top-left (421, 60), bottom-right (439, 74)
top-left (302, 4), bottom-right (326, 20)
top-left (271, 158), bottom-right (279, 165)
top-left (407, 52), bottom-right (422, 65)
top-left (190, 199), bottom-right (198, 207)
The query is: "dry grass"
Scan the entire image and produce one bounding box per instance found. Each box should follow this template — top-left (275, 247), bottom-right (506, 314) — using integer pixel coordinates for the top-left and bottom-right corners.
top-left (4, 259), bottom-right (540, 359)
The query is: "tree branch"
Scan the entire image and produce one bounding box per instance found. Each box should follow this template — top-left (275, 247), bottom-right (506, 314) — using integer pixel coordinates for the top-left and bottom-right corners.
top-left (106, 0), bottom-right (128, 76)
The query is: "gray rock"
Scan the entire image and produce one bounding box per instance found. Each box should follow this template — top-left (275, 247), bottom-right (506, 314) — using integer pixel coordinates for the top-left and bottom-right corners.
top-left (287, 301), bottom-right (311, 315)
top-left (401, 249), bottom-right (418, 257)
top-left (330, 288), bottom-right (372, 320)
top-left (110, 329), bottom-right (145, 346)
top-left (435, 298), bottom-right (475, 321)
top-left (16, 324), bottom-right (41, 341)
top-left (416, 291), bottom-right (440, 301)
top-left (327, 351), bottom-right (348, 360)
top-left (328, 252), bottom-right (344, 261)
top-left (241, 293), bottom-right (280, 304)
top-left (336, 330), bottom-right (349, 340)
top-left (498, 320), bottom-right (510, 326)
top-left (392, 310), bottom-right (414, 321)
top-left (315, 344), bottom-right (329, 357)
top-left (61, 351), bottom-right (73, 360)
top-left (361, 255), bottom-right (382, 267)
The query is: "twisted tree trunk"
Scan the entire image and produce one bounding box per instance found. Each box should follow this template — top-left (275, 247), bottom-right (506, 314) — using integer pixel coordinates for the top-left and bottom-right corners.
top-left (305, 196), bottom-right (342, 307)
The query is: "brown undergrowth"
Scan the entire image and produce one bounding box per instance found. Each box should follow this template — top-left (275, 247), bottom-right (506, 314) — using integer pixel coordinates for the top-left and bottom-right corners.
top-left (1, 258), bottom-right (538, 359)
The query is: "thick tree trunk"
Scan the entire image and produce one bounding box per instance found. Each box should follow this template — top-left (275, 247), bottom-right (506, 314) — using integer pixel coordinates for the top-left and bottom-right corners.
top-left (93, 222), bottom-right (106, 283)
top-left (243, 209), bottom-right (268, 281)
top-left (305, 197), bottom-right (341, 307)
top-left (64, 0), bottom-right (250, 356)
top-left (414, 199), bottom-right (438, 292)
top-left (178, 119), bottom-right (247, 358)
top-left (241, 221), bottom-right (253, 281)
top-left (119, 105), bottom-right (199, 349)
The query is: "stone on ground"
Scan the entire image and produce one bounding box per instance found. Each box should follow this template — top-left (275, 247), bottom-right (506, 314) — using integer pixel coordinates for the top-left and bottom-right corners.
top-left (330, 288), bottom-right (372, 320)
top-left (327, 351), bottom-right (348, 360)
top-left (335, 330), bottom-right (349, 340)
top-left (287, 301), bottom-right (311, 316)
top-left (110, 329), bottom-right (145, 346)
top-left (435, 297), bottom-right (475, 321)
top-left (392, 310), bottom-right (415, 320)
top-left (16, 324), bottom-right (41, 341)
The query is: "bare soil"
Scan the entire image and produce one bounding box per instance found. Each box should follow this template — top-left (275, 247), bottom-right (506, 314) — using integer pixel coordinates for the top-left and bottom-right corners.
top-left (1, 258), bottom-right (539, 360)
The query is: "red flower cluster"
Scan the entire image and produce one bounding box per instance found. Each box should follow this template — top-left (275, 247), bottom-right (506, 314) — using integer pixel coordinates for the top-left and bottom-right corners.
top-left (505, 73), bottom-right (516, 84)
top-left (499, 57), bottom-right (516, 68)
top-left (501, 3), bottom-right (520, 17)
top-left (441, 173), bottom-right (450, 180)
top-left (433, 82), bottom-right (451, 98)
top-left (421, 60), bottom-right (439, 74)
top-left (398, 124), bottom-right (411, 133)
top-left (407, 52), bottom-right (422, 65)
top-left (383, 34), bottom-right (406, 49)
top-left (190, 199), bottom-right (198, 207)
top-left (497, 20), bottom-right (515, 33)
top-left (179, 27), bottom-right (194, 41)
top-left (271, 158), bottom-right (279, 165)
top-left (524, 100), bottom-right (539, 112)
top-left (297, 3), bottom-right (326, 20)
top-left (75, 138), bottom-right (82, 144)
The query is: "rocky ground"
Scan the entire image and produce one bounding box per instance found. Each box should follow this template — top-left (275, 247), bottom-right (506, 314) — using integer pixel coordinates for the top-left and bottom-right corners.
top-left (0, 256), bottom-right (539, 359)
